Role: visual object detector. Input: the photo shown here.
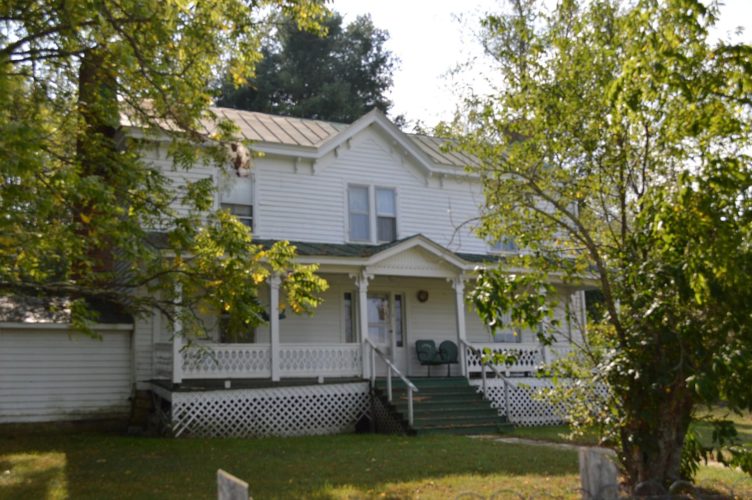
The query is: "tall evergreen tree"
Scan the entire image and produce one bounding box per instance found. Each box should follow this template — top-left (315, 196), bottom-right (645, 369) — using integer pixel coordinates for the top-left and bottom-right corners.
top-left (217, 12), bottom-right (397, 123)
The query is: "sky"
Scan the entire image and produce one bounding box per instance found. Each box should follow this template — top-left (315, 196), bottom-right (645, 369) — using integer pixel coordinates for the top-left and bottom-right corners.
top-left (331, 0), bottom-right (752, 128)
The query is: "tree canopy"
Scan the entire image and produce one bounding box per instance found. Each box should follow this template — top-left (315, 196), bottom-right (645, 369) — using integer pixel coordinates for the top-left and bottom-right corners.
top-left (0, 0), bottom-right (329, 336)
top-left (217, 11), bottom-right (398, 123)
top-left (455, 0), bottom-right (752, 489)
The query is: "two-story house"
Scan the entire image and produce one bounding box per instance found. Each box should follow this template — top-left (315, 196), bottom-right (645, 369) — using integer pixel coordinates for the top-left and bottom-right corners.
top-left (0, 107), bottom-right (587, 436)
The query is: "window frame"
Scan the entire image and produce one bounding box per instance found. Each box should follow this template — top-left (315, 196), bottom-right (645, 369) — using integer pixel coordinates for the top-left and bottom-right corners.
top-left (346, 184), bottom-right (398, 244)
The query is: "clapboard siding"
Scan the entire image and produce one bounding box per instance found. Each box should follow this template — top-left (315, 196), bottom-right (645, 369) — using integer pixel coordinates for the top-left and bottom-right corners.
top-left (0, 327), bottom-right (133, 423)
top-left (253, 130), bottom-right (489, 254)
top-left (145, 124), bottom-right (491, 253)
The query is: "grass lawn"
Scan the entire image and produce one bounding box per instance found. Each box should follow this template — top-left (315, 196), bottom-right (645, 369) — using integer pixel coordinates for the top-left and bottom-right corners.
top-left (1, 432), bottom-right (583, 499)
top-left (693, 407), bottom-right (752, 446)
top-left (2, 428), bottom-right (750, 499)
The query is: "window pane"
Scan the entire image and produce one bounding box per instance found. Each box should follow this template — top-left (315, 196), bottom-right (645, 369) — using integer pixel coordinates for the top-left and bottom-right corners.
top-left (221, 176), bottom-right (254, 205)
top-left (348, 186), bottom-right (369, 213)
top-left (221, 203), bottom-right (253, 229)
top-left (350, 213), bottom-right (370, 241)
top-left (395, 295), bottom-right (403, 347)
top-left (344, 292), bottom-right (354, 343)
top-left (377, 216), bottom-right (396, 242)
top-left (376, 188), bottom-right (395, 216)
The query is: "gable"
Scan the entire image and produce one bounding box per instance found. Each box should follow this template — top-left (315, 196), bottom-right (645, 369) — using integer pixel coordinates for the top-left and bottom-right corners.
top-left (368, 246), bottom-right (461, 278)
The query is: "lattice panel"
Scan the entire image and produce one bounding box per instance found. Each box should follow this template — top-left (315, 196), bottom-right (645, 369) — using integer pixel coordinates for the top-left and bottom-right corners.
top-left (181, 344), bottom-right (271, 378)
top-left (372, 393), bottom-right (408, 434)
top-left (470, 379), bottom-right (567, 426)
top-left (170, 382), bottom-right (370, 437)
top-left (279, 344), bottom-right (361, 376)
top-left (465, 343), bottom-right (543, 374)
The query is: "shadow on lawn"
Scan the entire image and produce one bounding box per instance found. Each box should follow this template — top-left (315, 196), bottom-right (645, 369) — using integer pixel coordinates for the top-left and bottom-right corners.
top-left (0, 432), bottom-right (580, 499)
top-left (0, 452), bottom-right (67, 500)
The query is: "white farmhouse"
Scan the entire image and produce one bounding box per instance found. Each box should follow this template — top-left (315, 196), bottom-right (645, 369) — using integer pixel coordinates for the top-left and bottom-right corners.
top-left (0, 108), bottom-right (588, 436)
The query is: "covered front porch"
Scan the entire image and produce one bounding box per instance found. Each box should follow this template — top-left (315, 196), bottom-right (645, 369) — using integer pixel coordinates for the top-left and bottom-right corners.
top-left (157, 235), bottom-right (583, 384)
top-left (149, 235), bottom-right (585, 436)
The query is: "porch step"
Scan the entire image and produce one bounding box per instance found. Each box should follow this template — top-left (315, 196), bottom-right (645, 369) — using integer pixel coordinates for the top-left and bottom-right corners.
top-left (372, 377), bottom-right (512, 436)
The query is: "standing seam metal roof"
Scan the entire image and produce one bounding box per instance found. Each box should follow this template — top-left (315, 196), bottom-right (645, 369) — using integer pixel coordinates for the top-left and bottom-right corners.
top-left (210, 106), bottom-right (477, 167)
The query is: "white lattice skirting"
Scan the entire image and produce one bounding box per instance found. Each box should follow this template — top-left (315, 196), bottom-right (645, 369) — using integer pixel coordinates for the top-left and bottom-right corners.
top-left (170, 382), bottom-right (370, 438)
top-left (470, 378), bottom-right (568, 427)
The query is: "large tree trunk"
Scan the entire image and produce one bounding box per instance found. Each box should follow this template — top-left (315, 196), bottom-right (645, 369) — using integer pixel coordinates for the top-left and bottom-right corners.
top-left (73, 47), bottom-right (119, 287)
top-left (620, 380), bottom-right (694, 492)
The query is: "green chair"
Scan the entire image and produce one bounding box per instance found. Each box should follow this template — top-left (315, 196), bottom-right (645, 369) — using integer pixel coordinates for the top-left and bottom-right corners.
top-left (439, 340), bottom-right (459, 376)
top-left (416, 340), bottom-right (443, 376)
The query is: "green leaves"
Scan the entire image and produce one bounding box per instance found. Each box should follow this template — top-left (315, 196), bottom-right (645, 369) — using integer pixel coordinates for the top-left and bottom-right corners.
top-left (456, 0), bottom-right (752, 487)
top-left (217, 10), bottom-right (397, 123)
top-left (0, 0), bottom-right (329, 338)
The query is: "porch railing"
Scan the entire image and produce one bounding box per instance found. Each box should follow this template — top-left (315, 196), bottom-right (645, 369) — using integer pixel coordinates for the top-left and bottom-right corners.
top-left (460, 339), bottom-right (512, 418)
top-left (364, 338), bottom-right (418, 426)
top-left (180, 343), bottom-right (361, 380)
top-left (464, 342), bottom-right (544, 376)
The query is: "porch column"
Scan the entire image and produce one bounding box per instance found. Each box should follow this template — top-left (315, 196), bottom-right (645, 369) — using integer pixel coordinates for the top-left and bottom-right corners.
top-left (450, 275), bottom-right (468, 377)
top-left (172, 283), bottom-right (183, 385)
top-left (269, 273), bottom-right (281, 382)
top-left (354, 270), bottom-right (373, 379)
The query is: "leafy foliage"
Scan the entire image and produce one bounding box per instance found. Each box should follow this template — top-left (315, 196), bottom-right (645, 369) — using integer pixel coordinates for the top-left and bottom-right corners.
top-left (0, 0), bottom-right (329, 337)
top-left (456, 0), bottom-right (752, 488)
top-left (217, 11), bottom-right (397, 123)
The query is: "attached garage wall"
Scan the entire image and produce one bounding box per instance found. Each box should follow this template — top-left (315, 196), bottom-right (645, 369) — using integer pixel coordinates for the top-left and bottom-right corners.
top-left (0, 324), bottom-right (133, 423)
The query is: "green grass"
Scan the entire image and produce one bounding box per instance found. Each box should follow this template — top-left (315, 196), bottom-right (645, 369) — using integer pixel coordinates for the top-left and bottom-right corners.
top-left (509, 424), bottom-right (600, 446)
top-left (2, 429), bottom-right (750, 499)
top-left (0, 432), bottom-right (582, 499)
top-left (693, 407), bottom-right (752, 446)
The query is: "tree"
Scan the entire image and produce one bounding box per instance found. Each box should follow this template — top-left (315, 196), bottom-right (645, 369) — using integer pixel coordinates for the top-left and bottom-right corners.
top-left (0, 0), bottom-right (329, 337)
top-left (217, 11), bottom-right (397, 123)
top-left (455, 0), bottom-right (752, 490)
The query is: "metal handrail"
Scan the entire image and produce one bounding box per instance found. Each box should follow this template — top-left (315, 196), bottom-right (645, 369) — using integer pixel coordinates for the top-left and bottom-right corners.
top-left (459, 339), bottom-right (513, 420)
top-left (363, 338), bottom-right (419, 426)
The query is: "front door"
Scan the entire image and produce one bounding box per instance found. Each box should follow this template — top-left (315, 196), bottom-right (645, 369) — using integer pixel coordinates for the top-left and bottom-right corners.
top-left (367, 293), bottom-right (407, 374)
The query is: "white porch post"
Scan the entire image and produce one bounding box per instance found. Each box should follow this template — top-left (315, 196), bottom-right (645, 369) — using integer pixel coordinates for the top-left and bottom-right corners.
top-left (355, 270), bottom-right (372, 379)
top-left (172, 283), bottom-right (183, 385)
top-left (269, 273), bottom-right (281, 382)
top-left (451, 275), bottom-right (468, 377)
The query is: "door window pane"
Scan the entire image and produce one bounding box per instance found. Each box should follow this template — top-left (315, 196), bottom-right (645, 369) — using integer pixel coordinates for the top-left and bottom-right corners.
top-left (367, 295), bottom-right (389, 345)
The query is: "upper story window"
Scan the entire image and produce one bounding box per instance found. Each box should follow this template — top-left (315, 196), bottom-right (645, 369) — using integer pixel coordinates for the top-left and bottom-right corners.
top-left (376, 188), bottom-right (396, 242)
top-left (348, 185), bottom-right (397, 243)
top-left (220, 176), bottom-right (254, 229)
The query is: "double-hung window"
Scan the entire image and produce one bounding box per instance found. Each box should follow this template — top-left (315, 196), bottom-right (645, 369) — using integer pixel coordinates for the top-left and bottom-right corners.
top-left (376, 188), bottom-right (396, 242)
top-left (348, 185), bottom-right (397, 243)
top-left (220, 176), bottom-right (254, 229)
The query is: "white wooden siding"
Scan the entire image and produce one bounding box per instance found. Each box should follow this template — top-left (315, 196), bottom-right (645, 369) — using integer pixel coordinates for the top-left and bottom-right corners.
top-left (0, 325), bottom-right (133, 423)
top-left (252, 130), bottom-right (489, 254)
